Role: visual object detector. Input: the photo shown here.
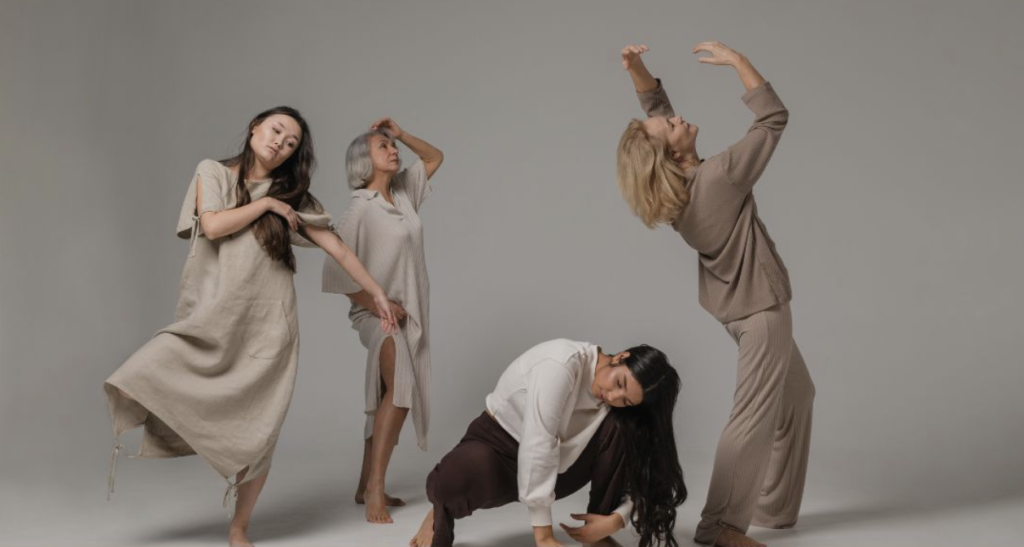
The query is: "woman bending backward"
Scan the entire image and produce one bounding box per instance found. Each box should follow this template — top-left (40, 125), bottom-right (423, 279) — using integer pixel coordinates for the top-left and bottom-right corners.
top-left (616, 43), bottom-right (815, 547)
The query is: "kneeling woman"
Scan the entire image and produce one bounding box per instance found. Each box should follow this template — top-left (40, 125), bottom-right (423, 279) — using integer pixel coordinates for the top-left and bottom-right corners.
top-left (411, 339), bottom-right (687, 547)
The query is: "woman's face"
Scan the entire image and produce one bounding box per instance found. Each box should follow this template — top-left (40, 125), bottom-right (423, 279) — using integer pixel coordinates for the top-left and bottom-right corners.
top-left (591, 353), bottom-right (645, 408)
top-left (369, 133), bottom-right (401, 176)
top-left (249, 114), bottom-right (302, 171)
top-left (642, 115), bottom-right (698, 161)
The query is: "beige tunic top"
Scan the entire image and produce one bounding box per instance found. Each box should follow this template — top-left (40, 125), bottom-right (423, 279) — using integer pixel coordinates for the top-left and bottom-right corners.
top-left (322, 159), bottom-right (432, 450)
top-left (638, 80), bottom-right (792, 323)
top-left (104, 159), bottom-right (333, 492)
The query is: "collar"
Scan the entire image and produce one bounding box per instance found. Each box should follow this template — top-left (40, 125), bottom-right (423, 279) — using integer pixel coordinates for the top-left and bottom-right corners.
top-left (351, 188), bottom-right (379, 200)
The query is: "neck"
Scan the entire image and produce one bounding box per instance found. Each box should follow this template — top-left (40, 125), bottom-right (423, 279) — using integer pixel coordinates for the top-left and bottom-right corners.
top-left (676, 150), bottom-right (700, 172)
top-left (249, 158), bottom-right (272, 181)
top-left (365, 171), bottom-right (394, 195)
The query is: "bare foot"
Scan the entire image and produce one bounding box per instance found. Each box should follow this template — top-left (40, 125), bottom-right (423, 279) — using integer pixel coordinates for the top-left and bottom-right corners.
top-left (228, 526), bottom-right (254, 547)
top-left (365, 488), bottom-right (393, 524)
top-left (409, 509), bottom-right (434, 547)
top-left (356, 490), bottom-right (406, 506)
top-left (716, 528), bottom-right (765, 547)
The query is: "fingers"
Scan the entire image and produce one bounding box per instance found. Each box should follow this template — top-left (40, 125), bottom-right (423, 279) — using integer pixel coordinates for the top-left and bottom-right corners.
top-left (370, 116), bottom-right (391, 130)
top-left (558, 523), bottom-right (581, 542)
top-left (621, 43), bottom-right (648, 69)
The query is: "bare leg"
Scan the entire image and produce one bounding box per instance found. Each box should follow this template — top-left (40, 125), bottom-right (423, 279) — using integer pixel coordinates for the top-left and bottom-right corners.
top-left (356, 436), bottom-right (406, 506)
top-left (365, 337), bottom-right (410, 524)
top-left (409, 509), bottom-right (434, 547)
top-left (229, 466), bottom-right (269, 547)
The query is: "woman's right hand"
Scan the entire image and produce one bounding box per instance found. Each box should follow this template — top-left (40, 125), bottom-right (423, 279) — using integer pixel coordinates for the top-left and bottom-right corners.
top-left (372, 300), bottom-right (408, 324)
top-left (372, 291), bottom-right (399, 334)
top-left (621, 43), bottom-right (649, 70)
top-left (261, 197), bottom-right (301, 231)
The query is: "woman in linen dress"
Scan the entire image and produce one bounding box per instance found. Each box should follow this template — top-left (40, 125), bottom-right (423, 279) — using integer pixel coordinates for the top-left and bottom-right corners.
top-left (615, 44), bottom-right (815, 547)
top-left (104, 106), bottom-right (397, 547)
top-left (322, 117), bottom-right (443, 524)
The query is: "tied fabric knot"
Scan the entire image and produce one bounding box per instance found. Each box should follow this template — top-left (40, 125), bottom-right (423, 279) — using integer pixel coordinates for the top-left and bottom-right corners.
top-left (189, 215), bottom-right (200, 258)
top-left (223, 480), bottom-right (238, 519)
top-left (107, 441), bottom-right (125, 501)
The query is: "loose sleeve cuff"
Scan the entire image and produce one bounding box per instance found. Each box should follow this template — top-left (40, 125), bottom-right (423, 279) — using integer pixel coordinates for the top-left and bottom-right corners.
top-left (741, 81), bottom-right (783, 113)
top-left (529, 504), bottom-right (554, 527)
top-left (612, 497), bottom-right (634, 530)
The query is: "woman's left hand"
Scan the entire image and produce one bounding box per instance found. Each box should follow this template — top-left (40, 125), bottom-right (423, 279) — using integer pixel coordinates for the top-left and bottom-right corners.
top-left (559, 513), bottom-right (623, 544)
top-left (370, 117), bottom-right (404, 139)
top-left (692, 41), bottom-right (744, 66)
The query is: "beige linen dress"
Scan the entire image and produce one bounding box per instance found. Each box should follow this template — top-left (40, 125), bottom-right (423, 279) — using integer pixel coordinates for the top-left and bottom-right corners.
top-left (104, 159), bottom-right (335, 501)
top-left (322, 159), bottom-right (432, 450)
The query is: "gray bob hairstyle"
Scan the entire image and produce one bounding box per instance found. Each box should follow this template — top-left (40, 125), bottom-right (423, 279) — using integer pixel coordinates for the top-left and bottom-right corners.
top-left (345, 128), bottom-right (398, 189)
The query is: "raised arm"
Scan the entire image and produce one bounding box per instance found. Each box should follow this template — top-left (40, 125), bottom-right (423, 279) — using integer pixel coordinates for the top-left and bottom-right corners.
top-left (370, 118), bottom-right (444, 179)
top-left (694, 42), bottom-right (787, 192)
top-left (622, 44), bottom-right (676, 119)
top-left (304, 224), bottom-right (398, 334)
top-left (692, 41), bottom-right (765, 91)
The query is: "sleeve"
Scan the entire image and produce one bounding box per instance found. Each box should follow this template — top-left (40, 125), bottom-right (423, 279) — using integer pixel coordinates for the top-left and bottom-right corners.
top-left (636, 78), bottom-right (676, 119)
top-left (321, 200), bottom-right (366, 295)
top-left (176, 159), bottom-right (230, 239)
top-left (612, 495), bottom-right (634, 529)
top-left (291, 193), bottom-right (335, 248)
top-left (519, 360), bottom-right (576, 527)
top-left (394, 159), bottom-right (432, 212)
top-left (716, 81), bottom-right (789, 194)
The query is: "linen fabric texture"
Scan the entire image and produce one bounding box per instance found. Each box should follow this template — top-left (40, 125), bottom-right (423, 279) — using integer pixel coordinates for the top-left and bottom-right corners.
top-left (104, 159), bottom-right (335, 493)
top-left (322, 159), bottom-right (433, 450)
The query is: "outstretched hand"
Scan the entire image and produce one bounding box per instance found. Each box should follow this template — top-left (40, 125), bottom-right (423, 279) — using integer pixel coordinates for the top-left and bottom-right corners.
top-left (692, 41), bottom-right (743, 66)
top-left (621, 44), bottom-right (649, 70)
top-left (559, 513), bottom-right (623, 544)
top-left (370, 117), bottom-right (404, 139)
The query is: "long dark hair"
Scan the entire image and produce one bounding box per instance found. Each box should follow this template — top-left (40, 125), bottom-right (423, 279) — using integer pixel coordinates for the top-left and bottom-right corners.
top-left (612, 344), bottom-right (687, 547)
top-left (221, 106), bottom-right (322, 272)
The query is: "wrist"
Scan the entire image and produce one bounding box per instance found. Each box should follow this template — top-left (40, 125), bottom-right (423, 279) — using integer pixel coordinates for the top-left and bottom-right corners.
top-left (533, 525), bottom-right (554, 540)
top-left (611, 512), bottom-right (626, 531)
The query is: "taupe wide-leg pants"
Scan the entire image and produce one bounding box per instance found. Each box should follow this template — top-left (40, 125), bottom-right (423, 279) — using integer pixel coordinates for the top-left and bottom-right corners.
top-left (694, 304), bottom-right (815, 545)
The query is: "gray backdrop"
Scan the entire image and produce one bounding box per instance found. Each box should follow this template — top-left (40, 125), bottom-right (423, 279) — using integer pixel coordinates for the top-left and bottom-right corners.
top-left (2, 1), bottom-right (1023, 546)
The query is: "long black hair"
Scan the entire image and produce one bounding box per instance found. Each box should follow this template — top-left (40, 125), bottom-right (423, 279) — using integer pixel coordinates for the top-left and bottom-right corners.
top-left (221, 106), bottom-right (323, 272)
top-left (612, 344), bottom-right (687, 547)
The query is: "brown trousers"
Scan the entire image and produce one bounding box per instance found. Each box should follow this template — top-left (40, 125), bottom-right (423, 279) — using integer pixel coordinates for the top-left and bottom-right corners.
top-left (695, 303), bottom-right (816, 545)
top-left (426, 412), bottom-right (627, 547)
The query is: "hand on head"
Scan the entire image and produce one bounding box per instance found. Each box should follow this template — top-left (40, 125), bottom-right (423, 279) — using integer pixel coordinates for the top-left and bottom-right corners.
top-left (370, 117), bottom-right (404, 140)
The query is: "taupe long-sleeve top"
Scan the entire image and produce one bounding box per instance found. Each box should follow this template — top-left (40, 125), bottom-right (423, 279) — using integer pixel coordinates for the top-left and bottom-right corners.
top-left (638, 80), bottom-right (791, 324)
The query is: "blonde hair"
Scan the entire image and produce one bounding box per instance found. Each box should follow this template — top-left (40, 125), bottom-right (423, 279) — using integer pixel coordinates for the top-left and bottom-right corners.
top-left (616, 119), bottom-right (690, 228)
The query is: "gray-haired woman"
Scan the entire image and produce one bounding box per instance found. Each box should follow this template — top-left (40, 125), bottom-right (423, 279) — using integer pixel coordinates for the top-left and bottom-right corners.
top-left (322, 117), bottom-right (443, 524)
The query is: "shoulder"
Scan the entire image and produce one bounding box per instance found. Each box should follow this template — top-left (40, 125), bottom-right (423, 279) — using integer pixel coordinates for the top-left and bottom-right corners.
top-left (195, 159), bottom-right (232, 185)
top-left (529, 339), bottom-right (590, 373)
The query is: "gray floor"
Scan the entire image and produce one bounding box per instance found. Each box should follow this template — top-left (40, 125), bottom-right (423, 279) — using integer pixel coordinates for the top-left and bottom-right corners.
top-left (3, 445), bottom-right (1021, 547)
